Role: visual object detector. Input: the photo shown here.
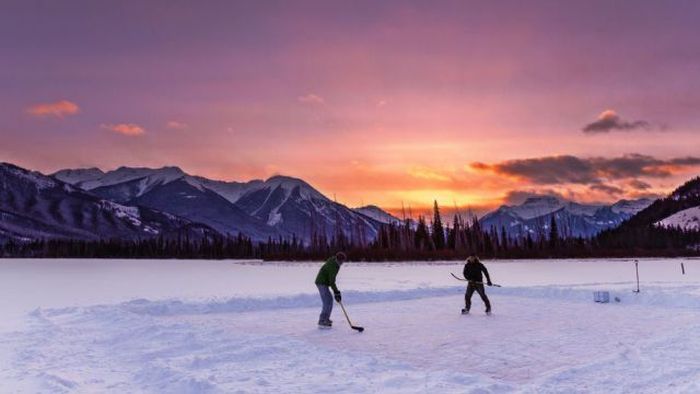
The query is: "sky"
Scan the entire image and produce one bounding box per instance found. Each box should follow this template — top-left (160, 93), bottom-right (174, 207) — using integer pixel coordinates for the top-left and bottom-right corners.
top-left (2, 0), bottom-right (700, 215)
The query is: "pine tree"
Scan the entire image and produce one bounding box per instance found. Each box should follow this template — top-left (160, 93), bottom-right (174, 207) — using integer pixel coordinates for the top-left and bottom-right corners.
top-left (549, 216), bottom-right (559, 250)
top-left (431, 200), bottom-right (445, 249)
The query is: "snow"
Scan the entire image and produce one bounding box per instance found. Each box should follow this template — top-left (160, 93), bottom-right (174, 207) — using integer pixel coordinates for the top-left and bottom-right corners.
top-left (2, 165), bottom-right (58, 190)
top-left (611, 198), bottom-right (654, 215)
top-left (509, 196), bottom-right (563, 220)
top-left (257, 175), bottom-right (328, 201)
top-left (657, 206), bottom-right (700, 230)
top-left (188, 177), bottom-right (262, 203)
top-left (487, 197), bottom-right (652, 222)
top-left (52, 168), bottom-right (105, 185)
top-left (77, 166), bottom-right (185, 190)
top-left (99, 200), bottom-right (144, 228)
top-left (1, 258), bottom-right (699, 392)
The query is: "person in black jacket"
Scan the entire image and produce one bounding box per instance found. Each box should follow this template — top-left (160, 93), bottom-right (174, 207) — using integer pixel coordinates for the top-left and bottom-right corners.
top-left (462, 255), bottom-right (492, 314)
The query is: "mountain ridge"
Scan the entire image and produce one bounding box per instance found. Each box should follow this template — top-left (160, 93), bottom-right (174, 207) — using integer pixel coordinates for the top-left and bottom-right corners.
top-left (52, 165), bottom-right (383, 243)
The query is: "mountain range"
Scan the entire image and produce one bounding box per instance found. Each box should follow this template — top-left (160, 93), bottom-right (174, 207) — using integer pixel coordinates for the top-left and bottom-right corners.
top-left (0, 163), bottom-right (215, 243)
top-left (3, 161), bottom-right (699, 248)
top-left (52, 165), bottom-right (383, 243)
top-left (480, 196), bottom-right (654, 239)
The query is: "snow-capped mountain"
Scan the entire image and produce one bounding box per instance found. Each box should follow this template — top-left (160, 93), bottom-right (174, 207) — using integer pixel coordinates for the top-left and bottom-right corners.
top-left (129, 178), bottom-right (275, 239)
top-left (53, 166), bottom-right (384, 243)
top-left (54, 166), bottom-right (189, 201)
top-left (187, 176), bottom-right (263, 204)
top-left (354, 205), bottom-right (402, 225)
top-left (234, 176), bottom-right (382, 243)
top-left (52, 167), bottom-right (105, 185)
top-left (656, 206), bottom-right (700, 230)
top-left (480, 196), bottom-right (653, 238)
top-left (611, 199), bottom-right (655, 215)
top-left (1, 163), bottom-right (214, 243)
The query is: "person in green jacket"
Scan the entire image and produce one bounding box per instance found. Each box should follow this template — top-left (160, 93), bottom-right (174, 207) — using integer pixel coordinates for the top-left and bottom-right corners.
top-left (315, 251), bottom-right (346, 327)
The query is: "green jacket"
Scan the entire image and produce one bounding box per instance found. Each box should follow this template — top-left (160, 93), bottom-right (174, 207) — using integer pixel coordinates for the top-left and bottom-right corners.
top-left (315, 257), bottom-right (341, 293)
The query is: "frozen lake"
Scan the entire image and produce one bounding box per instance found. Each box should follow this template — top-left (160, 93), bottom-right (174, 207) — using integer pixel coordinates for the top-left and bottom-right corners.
top-left (1, 258), bottom-right (699, 392)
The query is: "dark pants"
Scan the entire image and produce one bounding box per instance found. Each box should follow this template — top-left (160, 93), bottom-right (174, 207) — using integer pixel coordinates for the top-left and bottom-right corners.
top-left (317, 284), bottom-right (333, 322)
top-left (465, 283), bottom-right (491, 312)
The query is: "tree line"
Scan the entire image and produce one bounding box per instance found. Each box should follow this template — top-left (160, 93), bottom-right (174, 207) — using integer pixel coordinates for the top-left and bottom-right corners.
top-left (2, 199), bottom-right (700, 260)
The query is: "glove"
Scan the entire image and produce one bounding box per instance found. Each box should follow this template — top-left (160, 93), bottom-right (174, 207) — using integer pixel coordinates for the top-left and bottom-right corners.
top-left (487, 281), bottom-right (493, 286)
top-left (334, 292), bottom-right (342, 302)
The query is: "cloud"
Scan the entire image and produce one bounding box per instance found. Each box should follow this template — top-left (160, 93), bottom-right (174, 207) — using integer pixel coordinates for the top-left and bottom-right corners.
top-left (628, 179), bottom-right (652, 191)
top-left (582, 110), bottom-right (652, 133)
top-left (101, 123), bottom-right (145, 136)
top-left (298, 93), bottom-right (325, 105)
top-left (26, 100), bottom-right (80, 118)
top-left (408, 166), bottom-right (452, 182)
top-left (589, 183), bottom-right (624, 195)
top-left (471, 154), bottom-right (700, 185)
top-left (166, 120), bottom-right (188, 129)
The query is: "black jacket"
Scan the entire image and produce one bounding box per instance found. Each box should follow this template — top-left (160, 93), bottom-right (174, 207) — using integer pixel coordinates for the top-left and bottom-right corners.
top-left (463, 261), bottom-right (491, 283)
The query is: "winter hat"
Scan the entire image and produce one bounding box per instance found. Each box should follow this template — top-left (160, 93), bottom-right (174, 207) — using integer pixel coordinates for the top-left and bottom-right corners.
top-left (335, 251), bottom-right (347, 264)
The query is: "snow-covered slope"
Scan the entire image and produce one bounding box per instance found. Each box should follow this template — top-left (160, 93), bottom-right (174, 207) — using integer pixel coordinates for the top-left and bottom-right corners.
top-left (68, 166), bottom-right (187, 196)
top-left (0, 163), bottom-right (211, 242)
top-left (656, 206), bottom-right (700, 230)
top-left (509, 196), bottom-right (565, 220)
top-left (612, 198), bottom-right (655, 214)
top-left (235, 176), bottom-right (382, 242)
top-left (52, 167), bottom-right (105, 185)
top-left (187, 176), bottom-right (262, 203)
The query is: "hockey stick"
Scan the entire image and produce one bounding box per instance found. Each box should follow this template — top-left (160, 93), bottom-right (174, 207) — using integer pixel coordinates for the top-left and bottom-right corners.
top-left (338, 301), bottom-right (364, 332)
top-left (450, 273), bottom-right (502, 287)
top-left (451, 272), bottom-right (467, 281)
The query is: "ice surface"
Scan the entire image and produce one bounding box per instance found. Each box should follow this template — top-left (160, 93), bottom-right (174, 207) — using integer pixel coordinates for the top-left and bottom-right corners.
top-left (1, 258), bottom-right (699, 392)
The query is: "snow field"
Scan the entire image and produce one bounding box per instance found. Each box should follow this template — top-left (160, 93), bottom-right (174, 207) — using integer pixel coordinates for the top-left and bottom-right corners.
top-left (1, 258), bottom-right (699, 393)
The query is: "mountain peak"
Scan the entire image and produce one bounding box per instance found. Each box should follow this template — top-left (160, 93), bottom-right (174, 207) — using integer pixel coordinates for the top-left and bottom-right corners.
top-left (611, 198), bottom-right (654, 214)
top-left (1, 163), bottom-right (58, 190)
top-left (52, 167), bottom-right (105, 184)
top-left (113, 165), bottom-right (185, 176)
top-left (262, 175), bottom-right (327, 201)
top-left (265, 174), bottom-right (306, 184)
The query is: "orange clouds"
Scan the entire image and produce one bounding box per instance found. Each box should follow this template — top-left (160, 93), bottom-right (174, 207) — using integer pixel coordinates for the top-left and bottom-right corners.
top-left (408, 166), bottom-right (452, 182)
top-left (26, 100), bottom-right (80, 118)
top-left (101, 123), bottom-right (145, 136)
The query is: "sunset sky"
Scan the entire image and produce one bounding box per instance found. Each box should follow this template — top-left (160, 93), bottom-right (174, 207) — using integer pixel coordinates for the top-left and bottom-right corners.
top-left (2, 1), bottom-right (700, 215)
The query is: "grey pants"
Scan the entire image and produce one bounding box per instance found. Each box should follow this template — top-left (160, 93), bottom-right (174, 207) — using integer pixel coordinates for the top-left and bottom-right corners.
top-left (465, 283), bottom-right (491, 311)
top-left (317, 284), bottom-right (333, 322)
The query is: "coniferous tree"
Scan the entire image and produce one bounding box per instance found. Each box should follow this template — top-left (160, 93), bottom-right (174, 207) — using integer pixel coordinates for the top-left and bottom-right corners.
top-left (431, 200), bottom-right (445, 249)
top-left (549, 216), bottom-right (559, 250)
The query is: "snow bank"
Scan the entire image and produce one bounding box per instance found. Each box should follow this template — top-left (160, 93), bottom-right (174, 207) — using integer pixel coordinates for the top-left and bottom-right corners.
top-left (32, 282), bottom-right (700, 321)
